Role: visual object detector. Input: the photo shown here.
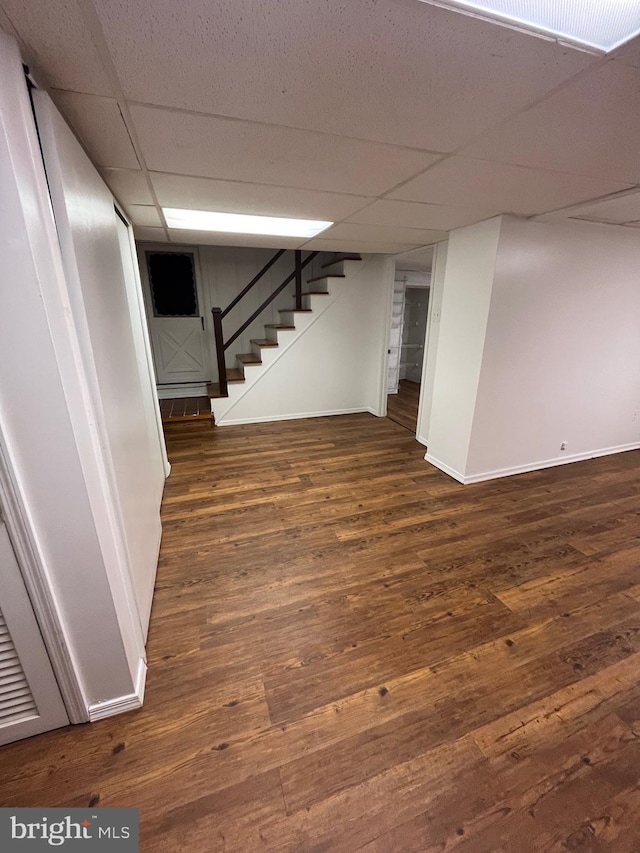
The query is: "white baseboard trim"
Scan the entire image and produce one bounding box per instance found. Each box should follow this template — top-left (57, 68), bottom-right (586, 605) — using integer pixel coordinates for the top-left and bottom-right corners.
top-left (426, 442), bottom-right (640, 485)
top-left (218, 407), bottom-right (371, 427)
top-left (157, 383), bottom-right (208, 399)
top-left (87, 657), bottom-right (147, 722)
top-left (424, 454), bottom-right (467, 483)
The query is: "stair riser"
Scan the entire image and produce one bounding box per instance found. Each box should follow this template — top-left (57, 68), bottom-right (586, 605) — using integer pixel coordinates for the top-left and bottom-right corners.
top-left (265, 327), bottom-right (297, 344)
top-left (318, 261), bottom-right (345, 277)
top-left (250, 344), bottom-right (280, 366)
top-left (279, 310), bottom-right (316, 327)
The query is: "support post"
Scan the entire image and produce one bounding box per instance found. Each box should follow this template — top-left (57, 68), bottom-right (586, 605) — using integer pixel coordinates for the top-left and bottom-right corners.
top-left (211, 307), bottom-right (228, 396)
top-left (295, 250), bottom-right (302, 310)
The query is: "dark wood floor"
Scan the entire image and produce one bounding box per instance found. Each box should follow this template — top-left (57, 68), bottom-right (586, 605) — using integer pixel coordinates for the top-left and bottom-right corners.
top-left (2, 413), bottom-right (640, 851)
top-left (387, 379), bottom-right (420, 433)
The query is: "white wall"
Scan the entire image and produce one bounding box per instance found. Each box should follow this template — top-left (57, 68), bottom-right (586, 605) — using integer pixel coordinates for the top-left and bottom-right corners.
top-left (466, 216), bottom-right (640, 480)
top-left (426, 218), bottom-right (502, 477)
top-left (214, 256), bottom-right (391, 425)
top-left (138, 243), bottom-right (331, 389)
top-left (34, 91), bottom-right (166, 640)
top-left (0, 32), bottom-right (141, 715)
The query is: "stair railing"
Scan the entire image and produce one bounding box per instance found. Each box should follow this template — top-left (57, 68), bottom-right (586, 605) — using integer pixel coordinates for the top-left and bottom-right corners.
top-left (211, 249), bottom-right (318, 396)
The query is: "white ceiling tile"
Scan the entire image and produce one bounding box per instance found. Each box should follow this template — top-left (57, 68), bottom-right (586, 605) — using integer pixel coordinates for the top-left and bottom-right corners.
top-left (321, 222), bottom-right (447, 245)
top-left (133, 226), bottom-right (166, 242)
top-left (347, 199), bottom-right (498, 231)
top-left (51, 90), bottom-right (139, 169)
top-left (463, 61), bottom-right (640, 184)
top-left (126, 204), bottom-right (162, 226)
top-left (168, 230), bottom-right (304, 250)
top-left (101, 168), bottom-right (154, 205)
top-left (302, 237), bottom-right (422, 254)
top-left (388, 156), bottom-right (631, 214)
top-left (94, 0), bottom-right (593, 152)
top-left (562, 190), bottom-right (640, 224)
top-left (0, 0), bottom-right (111, 95)
top-left (150, 173), bottom-right (373, 221)
top-left (130, 105), bottom-right (438, 196)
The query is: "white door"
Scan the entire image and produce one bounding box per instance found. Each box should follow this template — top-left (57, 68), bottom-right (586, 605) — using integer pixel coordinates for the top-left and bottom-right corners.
top-left (141, 248), bottom-right (212, 385)
top-left (0, 516), bottom-right (68, 745)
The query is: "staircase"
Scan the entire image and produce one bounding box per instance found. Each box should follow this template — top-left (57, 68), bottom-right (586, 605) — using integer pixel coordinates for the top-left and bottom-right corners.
top-left (208, 254), bottom-right (361, 425)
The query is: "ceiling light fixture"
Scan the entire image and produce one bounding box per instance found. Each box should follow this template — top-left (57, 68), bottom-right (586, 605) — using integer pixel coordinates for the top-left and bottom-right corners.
top-left (162, 208), bottom-right (333, 238)
top-left (419, 0), bottom-right (640, 52)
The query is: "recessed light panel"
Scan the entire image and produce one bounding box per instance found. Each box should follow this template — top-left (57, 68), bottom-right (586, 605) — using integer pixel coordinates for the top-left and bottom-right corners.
top-left (420, 0), bottom-right (640, 52)
top-left (162, 208), bottom-right (332, 238)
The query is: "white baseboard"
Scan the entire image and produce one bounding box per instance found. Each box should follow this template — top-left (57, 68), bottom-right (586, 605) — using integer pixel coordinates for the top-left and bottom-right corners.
top-left (218, 407), bottom-right (371, 427)
top-left (424, 453), bottom-right (467, 483)
top-left (157, 383), bottom-right (208, 399)
top-left (87, 657), bottom-right (147, 722)
top-left (426, 442), bottom-right (640, 485)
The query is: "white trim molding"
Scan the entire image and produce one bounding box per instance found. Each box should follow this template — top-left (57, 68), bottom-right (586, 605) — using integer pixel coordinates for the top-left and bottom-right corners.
top-left (220, 407), bottom-right (373, 427)
top-left (88, 657), bottom-right (147, 722)
top-left (426, 442), bottom-right (640, 484)
top-left (157, 382), bottom-right (209, 399)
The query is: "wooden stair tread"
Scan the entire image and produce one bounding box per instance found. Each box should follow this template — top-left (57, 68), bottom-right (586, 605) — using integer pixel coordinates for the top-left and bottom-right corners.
top-left (227, 368), bottom-right (244, 382)
top-left (237, 353), bottom-right (262, 364)
top-left (279, 308), bottom-right (312, 313)
top-left (251, 339), bottom-right (279, 347)
top-left (207, 382), bottom-right (230, 399)
top-left (307, 274), bottom-right (344, 283)
top-left (264, 324), bottom-right (295, 330)
top-left (321, 254), bottom-right (361, 268)
top-left (301, 290), bottom-right (330, 295)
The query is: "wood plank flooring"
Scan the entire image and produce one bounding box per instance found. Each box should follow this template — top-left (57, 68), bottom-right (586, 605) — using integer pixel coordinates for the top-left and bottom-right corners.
top-left (387, 379), bottom-right (420, 433)
top-left (2, 413), bottom-right (640, 851)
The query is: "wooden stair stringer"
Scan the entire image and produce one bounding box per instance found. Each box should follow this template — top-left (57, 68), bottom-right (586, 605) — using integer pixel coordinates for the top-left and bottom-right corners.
top-left (210, 287), bottom-right (342, 425)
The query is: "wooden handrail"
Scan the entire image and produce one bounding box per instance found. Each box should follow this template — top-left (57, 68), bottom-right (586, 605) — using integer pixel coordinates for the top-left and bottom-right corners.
top-left (221, 248), bottom-right (286, 319)
top-left (211, 250), bottom-right (319, 391)
top-left (224, 252), bottom-right (318, 350)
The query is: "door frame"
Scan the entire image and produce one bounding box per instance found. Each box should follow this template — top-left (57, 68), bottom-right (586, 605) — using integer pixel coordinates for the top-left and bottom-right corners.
top-left (379, 243), bottom-right (445, 442)
top-left (137, 243), bottom-right (214, 392)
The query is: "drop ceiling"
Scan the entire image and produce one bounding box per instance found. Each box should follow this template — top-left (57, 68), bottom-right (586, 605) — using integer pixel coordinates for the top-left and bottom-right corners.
top-left (2, 0), bottom-right (640, 252)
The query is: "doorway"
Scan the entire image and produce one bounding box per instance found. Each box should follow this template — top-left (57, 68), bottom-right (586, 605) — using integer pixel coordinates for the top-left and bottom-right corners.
top-left (387, 249), bottom-right (433, 434)
top-left (139, 247), bottom-right (213, 392)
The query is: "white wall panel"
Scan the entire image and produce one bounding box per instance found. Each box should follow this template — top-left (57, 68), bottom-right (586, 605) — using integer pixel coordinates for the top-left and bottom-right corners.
top-left (34, 91), bottom-right (165, 640)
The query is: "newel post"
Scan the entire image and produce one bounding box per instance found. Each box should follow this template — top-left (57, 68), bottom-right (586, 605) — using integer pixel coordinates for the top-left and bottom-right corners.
top-left (211, 307), bottom-right (228, 396)
top-left (295, 250), bottom-right (302, 310)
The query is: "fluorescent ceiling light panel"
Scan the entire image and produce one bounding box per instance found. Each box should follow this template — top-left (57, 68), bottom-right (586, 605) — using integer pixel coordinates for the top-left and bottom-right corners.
top-left (163, 208), bottom-right (332, 238)
top-left (420, 1), bottom-right (640, 52)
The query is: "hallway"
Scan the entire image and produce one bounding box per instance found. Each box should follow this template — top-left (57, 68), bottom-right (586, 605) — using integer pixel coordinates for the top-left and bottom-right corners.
top-left (1, 414), bottom-right (640, 851)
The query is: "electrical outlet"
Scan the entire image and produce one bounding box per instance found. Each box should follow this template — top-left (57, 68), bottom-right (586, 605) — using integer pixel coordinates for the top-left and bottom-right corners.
top-left (633, 411), bottom-right (638, 423)
top-left (560, 442), bottom-right (567, 451)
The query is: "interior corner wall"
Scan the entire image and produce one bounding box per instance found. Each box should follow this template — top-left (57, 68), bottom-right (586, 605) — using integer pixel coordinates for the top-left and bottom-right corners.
top-left (425, 218), bottom-right (502, 480)
top-left (465, 216), bottom-right (640, 480)
top-left (217, 255), bottom-right (391, 425)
